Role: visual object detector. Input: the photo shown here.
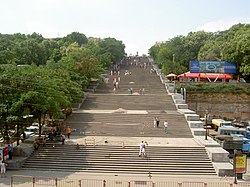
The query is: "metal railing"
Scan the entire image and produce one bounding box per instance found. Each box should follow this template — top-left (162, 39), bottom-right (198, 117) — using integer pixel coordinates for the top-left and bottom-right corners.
top-left (10, 175), bottom-right (250, 187)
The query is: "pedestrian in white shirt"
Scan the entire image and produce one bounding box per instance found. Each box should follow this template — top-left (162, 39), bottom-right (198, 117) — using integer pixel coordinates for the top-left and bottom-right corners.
top-left (164, 120), bottom-right (168, 133)
top-left (0, 161), bottom-right (7, 178)
top-left (139, 141), bottom-right (146, 157)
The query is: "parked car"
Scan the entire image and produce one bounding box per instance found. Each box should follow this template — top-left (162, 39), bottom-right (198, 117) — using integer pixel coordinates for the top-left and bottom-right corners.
top-left (31, 122), bottom-right (55, 134)
top-left (24, 126), bottom-right (39, 138)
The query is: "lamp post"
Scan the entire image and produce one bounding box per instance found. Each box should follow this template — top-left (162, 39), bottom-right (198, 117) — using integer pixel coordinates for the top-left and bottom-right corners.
top-left (233, 149), bottom-right (237, 184)
top-left (205, 110), bottom-right (208, 140)
top-left (172, 54), bottom-right (175, 73)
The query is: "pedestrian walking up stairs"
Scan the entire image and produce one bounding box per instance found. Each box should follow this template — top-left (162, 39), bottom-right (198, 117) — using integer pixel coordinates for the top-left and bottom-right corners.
top-left (22, 144), bottom-right (216, 175)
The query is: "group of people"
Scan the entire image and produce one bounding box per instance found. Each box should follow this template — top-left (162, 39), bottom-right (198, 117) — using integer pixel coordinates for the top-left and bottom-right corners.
top-left (0, 126), bottom-right (74, 178)
top-left (42, 126), bottom-right (71, 146)
top-left (138, 119), bottom-right (169, 158)
top-left (0, 144), bottom-right (12, 178)
top-left (153, 117), bottom-right (168, 133)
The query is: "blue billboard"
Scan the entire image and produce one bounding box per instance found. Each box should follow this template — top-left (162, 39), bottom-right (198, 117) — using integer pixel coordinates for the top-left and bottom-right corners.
top-left (190, 61), bottom-right (236, 73)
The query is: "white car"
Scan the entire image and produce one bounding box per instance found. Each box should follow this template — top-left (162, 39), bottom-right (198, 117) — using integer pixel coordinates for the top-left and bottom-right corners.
top-left (24, 126), bottom-right (39, 138)
top-left (31, 122), bottom-right (55, 134)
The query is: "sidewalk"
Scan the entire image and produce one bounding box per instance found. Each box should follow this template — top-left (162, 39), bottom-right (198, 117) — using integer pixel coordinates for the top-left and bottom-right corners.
top-left (1, 168), bottom-right (249, 187)
top-left (64, 135), bottom-right (201, 147)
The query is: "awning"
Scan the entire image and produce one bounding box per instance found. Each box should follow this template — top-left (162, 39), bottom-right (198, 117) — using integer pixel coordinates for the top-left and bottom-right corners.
top-left (178, 72), bottom-right (232, 79)
top-left (166, 73), bottom-right (177, 78)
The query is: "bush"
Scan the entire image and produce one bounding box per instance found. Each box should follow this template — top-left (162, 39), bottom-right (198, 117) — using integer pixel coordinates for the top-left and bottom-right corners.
top-left (176, 82), bottom-right (250, 94)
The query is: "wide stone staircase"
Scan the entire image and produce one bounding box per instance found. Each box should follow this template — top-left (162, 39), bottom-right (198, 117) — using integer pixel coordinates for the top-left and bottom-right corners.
top-left (21, 57), bottom-right (218, 176)
top-left (22, 144), bottom-right (216, 175)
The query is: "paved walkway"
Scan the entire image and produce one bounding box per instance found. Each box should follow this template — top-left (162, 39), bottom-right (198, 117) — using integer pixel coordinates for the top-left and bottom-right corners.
top-left (64, 135), bottom-right (200, 147)
top-left (1, 166), bottom-right (250, 187)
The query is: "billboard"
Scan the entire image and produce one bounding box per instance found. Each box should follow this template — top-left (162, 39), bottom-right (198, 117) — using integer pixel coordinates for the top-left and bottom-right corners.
top-left (190, 61), bottom-right (236, 73)
top-left (236, 155), bottom-right (247, 173)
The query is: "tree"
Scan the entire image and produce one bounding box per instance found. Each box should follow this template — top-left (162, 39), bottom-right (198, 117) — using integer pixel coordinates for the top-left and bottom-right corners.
top-left (0, 31), bottom-right (127, 142)
top-left (0, 64), bottom-right (76, 140)
top-left (99, 38), bottom-right (126, 64)
top-left (63, 32), bottom-right (88, 46)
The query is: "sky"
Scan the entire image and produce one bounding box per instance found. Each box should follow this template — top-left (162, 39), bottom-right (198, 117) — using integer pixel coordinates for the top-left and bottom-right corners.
top-left (1, 0), bottom-right (250, 55)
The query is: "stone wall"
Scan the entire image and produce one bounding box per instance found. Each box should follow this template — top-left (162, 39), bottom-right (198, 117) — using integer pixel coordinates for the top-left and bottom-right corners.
top-left (186, 92), bottom-right (250, 120)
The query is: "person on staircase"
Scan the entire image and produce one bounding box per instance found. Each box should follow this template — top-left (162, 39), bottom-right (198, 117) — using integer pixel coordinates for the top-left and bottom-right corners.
top-left (61, 134), bottom-right (66, 145)
top-left (8, 144), bottom-right (13, 160)
top-left (163, 120), bottom-right (168, 133)
top-left (0, 161), bottom-right (7, 178)
top-left (156, 117), bottom-right (160, 127)
top-left (67, 126), bottom-right (71, 139)
top-left (153, 117), bottom-right (157, 128)
top-left (139, 141), bottom-right (146, 158)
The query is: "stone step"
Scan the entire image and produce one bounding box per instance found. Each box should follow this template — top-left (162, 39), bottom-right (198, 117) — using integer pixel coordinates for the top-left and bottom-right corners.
top-left (23, 163), bottom-right (214, 170)
top-left (185, 114), bottom-right (200, 121)
top-left (172, 94), bottom-right (183, 100)
top-left (27, 157), bottom-right (211, 163)
top-left (188, 121), bottom-right (204, 128)
top-left (22, 145), bottom-right (216, 175)
top-left (174, 99), bottom-right (186, 104)
top-left (176, 104), bottom-right (188, 109)
top-left (21, 166), bottom-right (216, 175)
top-left (31, 152), bottom-right (210, 159)
top-left (191, 128), bottom-right (206, 136)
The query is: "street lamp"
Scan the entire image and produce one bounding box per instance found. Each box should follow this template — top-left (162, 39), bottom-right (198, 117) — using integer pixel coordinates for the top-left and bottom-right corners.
top-left (233, 149), bottom-right (237, 184)
top-left (205, 110), bottom-right (208, 140)
top-left (172, 54), bottom-right (175, 73)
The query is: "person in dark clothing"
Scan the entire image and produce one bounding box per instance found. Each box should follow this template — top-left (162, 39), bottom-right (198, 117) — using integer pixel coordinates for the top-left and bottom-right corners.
top-left (156, 117), bottom-right (160, 127)
top-left (8, 145), bottom-right (13, 159)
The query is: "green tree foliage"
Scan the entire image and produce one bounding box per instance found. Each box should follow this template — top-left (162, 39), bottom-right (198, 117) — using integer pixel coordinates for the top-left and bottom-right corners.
top-left (183, 31), bottom-right (212, 62)
top-left (99, 37), bottom-right (126, 64)
top-left (148, 43), bottom-right (161, 60)
top-left (0, 64), bottom-right (76, 138)
top-left (63, 32), bottom-right (88, 46)
top-left (57, 46), bottom-right (104, 90)
top-left (85, 39), bottom-right (113, 68)
top-left (0, 31), bottom-right (125, 142)
top-left (149, 31), bottom-right (212, 75)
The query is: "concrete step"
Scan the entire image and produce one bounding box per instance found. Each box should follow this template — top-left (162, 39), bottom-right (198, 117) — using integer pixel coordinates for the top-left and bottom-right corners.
top-left (185, 114), bottom-right (200, 121)
top-left (176, 104), bottom-right (188, 109)
top-left (21, 166), bottom-right (216, 175)
top-left (174, 99), bottom-right (186, 104)
top-left (22, 145), bottom-right (216, 175)
top-left (188, 121), bottom-right (204, 128)
top-left (191, 128), bottom-right (206, 136)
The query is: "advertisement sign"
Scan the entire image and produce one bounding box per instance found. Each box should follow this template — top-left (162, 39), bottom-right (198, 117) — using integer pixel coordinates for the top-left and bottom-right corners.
top-left (190, 61), bottom-right (236, 73)
top-left (236, 155), bottom-right (247, 173)
top-left (4, 147), bottom-right (9, 160)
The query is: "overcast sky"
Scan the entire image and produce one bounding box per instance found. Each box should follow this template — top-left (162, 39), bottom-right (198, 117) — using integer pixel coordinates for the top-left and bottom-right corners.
top-left (1, 0), bottom-right (250, 55)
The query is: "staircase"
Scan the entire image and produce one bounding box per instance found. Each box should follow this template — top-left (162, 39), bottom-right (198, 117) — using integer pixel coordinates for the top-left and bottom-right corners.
top-left (22, 144), bottom-right (216, 175)
top-left (21, 57), bottom-right (217, 175)
top-left (67, 113), bottom-right (192, 138)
